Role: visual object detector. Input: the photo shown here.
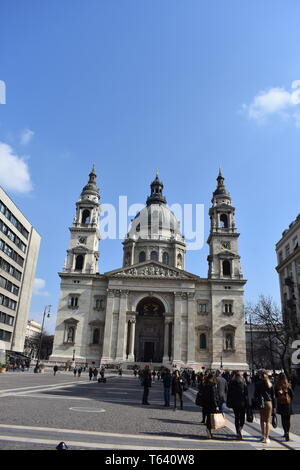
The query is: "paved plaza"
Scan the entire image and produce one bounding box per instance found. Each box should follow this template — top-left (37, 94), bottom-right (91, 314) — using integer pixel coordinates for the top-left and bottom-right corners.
top-left (0, 370), bottom-right (300, 451)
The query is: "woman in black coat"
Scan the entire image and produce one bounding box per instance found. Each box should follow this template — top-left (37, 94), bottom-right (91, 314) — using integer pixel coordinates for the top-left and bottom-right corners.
top-left (171, 370), bottom-right (184, 410)
top-left (226, 371), bottom-right (248, 439)
top-left (201, 373), bottom-right (219, 439)
top-left (275, 373), bottom-right (294, 442)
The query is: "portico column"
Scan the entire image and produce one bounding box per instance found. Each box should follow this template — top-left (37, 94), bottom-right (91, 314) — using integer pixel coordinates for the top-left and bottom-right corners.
top-left (128, 319), bottom-right (136, 361)
top-left (163, 318), bottom-right (170, 363)
top-left (101, 290), bottom-right (115, 361)
top-left (187, 292), bottom-right (196, 364)
top-left (116, 290), bottom-right (129, 362)
top-left (173, 292), bottom-right (182, 363)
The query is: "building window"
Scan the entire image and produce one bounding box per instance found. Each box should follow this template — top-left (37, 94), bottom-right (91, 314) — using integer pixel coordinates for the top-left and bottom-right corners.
top-left (225, 333), bottom-right (234, 350)
top-left (75, 254), bottom-right (84, 271)
top-left (81, 210), bottom-right (90, 224)
top-left (200, 333), bottom-right (207, 349)
top-left (222, 260), bottom-right (231, 276)
top-left (285, 245), bottom-right (290, 257)
top-left (67, 326), bottom-right (75, 343)
top-left (95, 298), bottom-right (105, 310)
top-left (69, 296), bottom-right (79, 308)
top-left (92, 328), bottom-right (100, 344)
top-left (162, 252), bottom-right (169, 265)
top-left (223, 302), bottom-right (233, 315)
top-left (139, 251), bottom-right (146, 263)
top-left (0, 328), bottom-right (12, 342)
top-left (220, 214), bottom-right (229, 228)
top-left (198, 303), bottom-right (207, 313)
top-left (150, 251), bottom-right (158, 261)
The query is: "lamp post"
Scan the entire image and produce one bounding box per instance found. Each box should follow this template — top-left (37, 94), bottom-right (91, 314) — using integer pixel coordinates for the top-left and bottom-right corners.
top-left (220, 354), bottom-right (223, 369)
top-left (34, 305), bottom-right (51, 372)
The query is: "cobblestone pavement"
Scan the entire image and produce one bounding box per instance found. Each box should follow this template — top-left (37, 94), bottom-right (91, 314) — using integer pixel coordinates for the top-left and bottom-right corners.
top-left (0, 370), bottom-right (299, 451)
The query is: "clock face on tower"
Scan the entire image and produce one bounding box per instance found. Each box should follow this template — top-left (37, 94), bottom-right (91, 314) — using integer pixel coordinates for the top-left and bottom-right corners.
top-left (78, 237), bottom-right (87, 245)
top-left (221, 241), bottom-right (231, 250)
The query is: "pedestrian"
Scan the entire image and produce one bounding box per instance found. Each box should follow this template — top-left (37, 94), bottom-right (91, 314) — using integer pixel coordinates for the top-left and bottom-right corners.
top-left (226, 371), bottom-right (248, 440)
top-left (119, 368), bottom-right (122, 376)
top-left (89, 366), bottom-right (93, 381)
top-left (93, 367), bottom-right (98, 381)
top-left (134, 368), bottom-right (137, 378)
top-left (73, 366), bottom-right (77, 377)
top-left (162, 368), bottom-right (172, 407)
top-left (191, 370), bottom-right (196, 387)
top-left (254, 370), bottom-right (276, 444)
top-left (171, 370), bottom-right (184, 411)
top-left (100, 366), bottom-right (105, 380)
top-left (53, 365), bottom-right (58, 376)
top-left (201, 373), bottom-right (220, 439)
top-left (78, 366), bottom-right (82, 377)
top-left (157, 370), bottom-right (161, 382)
top-left (152, 370), bottom-right (156, 382)
top-left (141, 365), bottom-right (152, 405)
top-left (275, 373), bottom-right (294, 442)
top-left (216, 370), bottom-right (228, 413)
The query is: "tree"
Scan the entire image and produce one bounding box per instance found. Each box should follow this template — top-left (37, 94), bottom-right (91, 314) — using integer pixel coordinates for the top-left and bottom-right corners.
top-left (245, 295), bottom-right (295, 377)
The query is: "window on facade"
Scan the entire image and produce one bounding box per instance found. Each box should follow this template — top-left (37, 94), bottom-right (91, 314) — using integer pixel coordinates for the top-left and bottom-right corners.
top-left (139, 251), bottom-right (146, 263)
top-left (225, 333), bottom-right (234, 350)
top-left (0, 328), bottom-right (12, 342)
top-left (200, 333), bottom-right (207, 349)
top-left (75, 255), bottom-right (84, 271)
top-left (220, 214), bottom-right (229, 228)
top-left (199, 303), bottom-right (207, 313)
top-left (150, 251), bottom-right (158, 261)
top-left (70, 296), bottom-right (78, 308)
top-left (67, 326), bottom-right (75, 343)
top-left (81, 210), bottom-right (90, 224)
top-left (162, 252), bottom-right (169, 265)
top-left (95, 298), bottom-right (104, 310)
top-left (224, 303), bottom-right (233, 314)
top-left (286, 245), bottom-right (290, 257)
top-left (222, 260), bottom-right (231, 276)
top-left (93, 328), bottom-right (100, 344)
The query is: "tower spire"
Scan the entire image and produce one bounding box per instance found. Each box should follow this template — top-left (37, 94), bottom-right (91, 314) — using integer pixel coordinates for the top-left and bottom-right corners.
top-left (146, 172), bottom-right (167, 206)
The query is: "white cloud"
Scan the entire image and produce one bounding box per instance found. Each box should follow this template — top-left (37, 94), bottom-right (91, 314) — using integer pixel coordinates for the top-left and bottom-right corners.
top-left (0, 141), bottom-right (33, 192)
top-left (33, 278), bottom-right (49, 296)
top-left (20, 128), bottom-right (34, 146)
top-left (243, 81), bottom-right (300, 125)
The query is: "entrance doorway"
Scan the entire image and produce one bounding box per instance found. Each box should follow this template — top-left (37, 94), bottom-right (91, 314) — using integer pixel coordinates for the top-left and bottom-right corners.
top-left (134, 297), bottom-right (165, 363)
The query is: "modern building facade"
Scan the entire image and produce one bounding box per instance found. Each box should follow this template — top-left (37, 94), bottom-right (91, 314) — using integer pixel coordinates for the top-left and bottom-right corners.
top-left (23, 320), bottom-right (42, 359)
top-left (276, 215), bottom-right (300, 342)
top-left (51, 168), bottom-right (248, 370)
top-left (0, 186), bottom-right (41, 354)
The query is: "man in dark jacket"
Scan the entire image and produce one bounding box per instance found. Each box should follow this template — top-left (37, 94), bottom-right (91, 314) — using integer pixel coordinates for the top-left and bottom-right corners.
top-left (216, 370), bottom-right (228, 413)
top-left (162, 368), bottom-right (172, 407)
top-left (141, 365), bottom-right (152, 405)
top-left (227, 371), bottom-right (248, 439)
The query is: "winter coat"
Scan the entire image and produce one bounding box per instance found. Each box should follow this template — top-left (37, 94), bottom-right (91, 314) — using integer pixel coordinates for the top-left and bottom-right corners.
top-left (275, 386), bottom-right (294, 415)
top-left (142, 370), bottom-right (152, 388)
top-left (171, 376), bottom-right (184, 396)
top-left (162, 373), bottom-right (172, 388)
top-left (216, 376), bottom-right (228, 402)
top-left (254, 379), bottom-right (276, 409)
top-left (226, 378), bottom-right (248, 409)
top-left (201, 382), bottom-right (220, 414)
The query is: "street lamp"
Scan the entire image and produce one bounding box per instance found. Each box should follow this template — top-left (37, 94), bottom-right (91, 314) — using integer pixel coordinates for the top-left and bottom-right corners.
top-left (34, 305), bottom-right (51, 372)
top-left (220, 354), bottom-right (223, 369)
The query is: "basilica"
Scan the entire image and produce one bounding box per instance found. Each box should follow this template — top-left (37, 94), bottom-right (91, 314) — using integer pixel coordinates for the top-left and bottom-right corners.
top-left (50, 168), bottom-right (248, 371)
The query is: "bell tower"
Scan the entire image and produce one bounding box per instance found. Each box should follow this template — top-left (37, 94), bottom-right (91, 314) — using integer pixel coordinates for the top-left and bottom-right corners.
top-left (64, 166), bottom-right (101, 274)
top-left (207, 169), bottom-right (243, 280)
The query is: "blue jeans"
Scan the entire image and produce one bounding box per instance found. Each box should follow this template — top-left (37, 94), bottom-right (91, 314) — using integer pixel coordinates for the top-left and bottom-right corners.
top-left (219, 401), bottom-right (225, 413)
top-left (164, 387), bottom-right (170, 406)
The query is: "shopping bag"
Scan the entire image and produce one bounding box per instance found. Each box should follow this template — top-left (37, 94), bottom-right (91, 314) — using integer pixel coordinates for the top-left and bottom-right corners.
top-left (210, 413), bottom-right (226, 430)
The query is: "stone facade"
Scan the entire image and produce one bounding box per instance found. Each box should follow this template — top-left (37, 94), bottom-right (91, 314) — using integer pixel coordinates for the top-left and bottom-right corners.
top-left (51, 168), bottom-right (248, 370)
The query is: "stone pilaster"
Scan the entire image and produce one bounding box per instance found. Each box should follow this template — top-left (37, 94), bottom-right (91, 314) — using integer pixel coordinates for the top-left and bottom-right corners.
top-left (115, 290), bottom-right (129, 361)
top-left (187, 292), bottom-right (196, 363)
top-left (173, 292), bottom-right (182, 363)
top-left (101, 289), bottom-right (115, 361)
top-left (128, 319), bottom-right (136, 361)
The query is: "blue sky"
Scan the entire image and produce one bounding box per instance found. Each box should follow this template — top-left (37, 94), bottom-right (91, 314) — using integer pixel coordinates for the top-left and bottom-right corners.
top-left (1, 1), bottom-right (300, 334)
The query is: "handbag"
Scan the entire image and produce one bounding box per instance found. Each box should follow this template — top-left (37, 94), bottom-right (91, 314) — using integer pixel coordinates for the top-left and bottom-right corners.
top-left (210, 413), bottom-right (226, 430)
top-left (251, 396), bottom-right (265, 410)
top-left (272, 412), bottom-right (278, 429)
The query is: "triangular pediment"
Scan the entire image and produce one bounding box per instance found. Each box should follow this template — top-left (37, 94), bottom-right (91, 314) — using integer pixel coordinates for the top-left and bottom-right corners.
top-left (104, 260), bottom-right (199, 280)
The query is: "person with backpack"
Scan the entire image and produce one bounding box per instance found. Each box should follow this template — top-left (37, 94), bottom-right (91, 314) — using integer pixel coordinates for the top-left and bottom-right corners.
top-left (226, 371), bottom-right (248, 440)
top-left (275, 373), bottom-right (294, 442)
top-left (253, 370), bottom-right (276, 444)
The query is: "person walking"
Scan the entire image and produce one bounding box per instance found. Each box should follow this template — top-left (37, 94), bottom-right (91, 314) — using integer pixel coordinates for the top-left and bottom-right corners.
top-left (254, 370), bottom-right (276, 444)
top-left (191, 370), bottom-right (196, 388)
top-left (93, 367), bottom-right (98, 381)
top-left (73, 366), bottom-right (77, 377)
top-left (53, 365), bottom-right (58, 376)
top-left (100, 366), bottom-right (105, 380)
top-left (216, 370), bottom-right (228, 413)
top-left (275, 373), bottom-right (294, 442)
top-left (162, 368), bottom-right (172, 407)
top-left (141, 365), bottom-right (152, 405)
top-left (88, 366), bottom-right (93, 381)
top-left (77, 366), bottom-right (82, 377)
top-left (152, 370), bottom-right (156, 382)
top-left (171, 370), bottom-right (184, 411)
top-left (226, 371), bottom-right (248, 440)
top-left (201, 373), bottom-right (220, 439)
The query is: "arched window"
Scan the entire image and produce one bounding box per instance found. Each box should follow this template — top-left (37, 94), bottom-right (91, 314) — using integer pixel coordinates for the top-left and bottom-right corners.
top-left (222, 260), bottom-right (231, 276)
top-left (220, 214), bottom-right (229, 228)
top-left (81, 210), bottom-right (90, 224)
top-left (70, 296), bottom-right (78, 308)
top-left (93, 328), bottom-right (100, 344)
top-left (67, 327), bottom-right (75, 343)
top-left (75, 255), bottom-right (84, 271)
top-left (150, 251), bottom-right (158, 261)
top-left (139, 251), bottom-right (146, 263)
top-left (162, 252), bottom-right (169, 265)
top-left (200, 333), bottom-right (207, 349)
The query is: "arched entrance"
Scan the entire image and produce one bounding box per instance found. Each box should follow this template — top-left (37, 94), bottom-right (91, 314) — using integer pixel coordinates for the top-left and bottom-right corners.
top-left (134, 297), bottom-right (165, 363)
